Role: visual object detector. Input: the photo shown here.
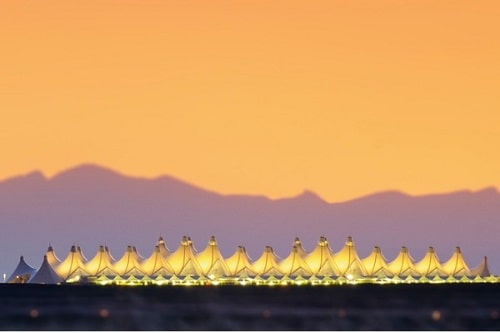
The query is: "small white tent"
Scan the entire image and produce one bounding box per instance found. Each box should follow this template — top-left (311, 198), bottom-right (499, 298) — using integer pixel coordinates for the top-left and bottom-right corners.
top-left (471, 256), bottom-right (491, 277)
top-left (29, 255), bottom-right (64, 284)
top-left (7, 256), bottom-right (37, 283)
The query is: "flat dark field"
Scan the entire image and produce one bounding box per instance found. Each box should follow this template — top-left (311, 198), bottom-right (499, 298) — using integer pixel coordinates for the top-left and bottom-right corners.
top-left (0, 283), bottom-right (499, 330)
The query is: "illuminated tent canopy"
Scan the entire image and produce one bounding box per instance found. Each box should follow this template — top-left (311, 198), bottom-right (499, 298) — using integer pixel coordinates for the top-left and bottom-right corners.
top-left (252, 246), bottom-right (283, 277)
top-left (362, 246), bottom-right (393, 278)
top-left (414, 247), bottom-right (448, 277)
top-left (7, 235), bottom-right (495, 285)
top-left (56, 245), bottom-right (89, 281)
top-left (388, 246), bottom-right (420, 278)
top-left (305, 236), bottom-right (340, 277)
top-left (279, 244), bottom-right (313, 278)
top-left (196, 236), bottom-right (229, 278)
top-left (142, 245), bottom-right (174, 277)
top-left (46, 245), bottom-right (61, 268)
top-left (225, 246), bottom-right (256, 278)
top-left (113, 245), bottom-right (145, 277)
top-left (334, 237), bottom-right (368, 278)
top-left (86, 245), bottom-right (117, 277)
top-left (442, 247), bottom-right (471, 277)
top-left (168, 236), bottom-right (203, 277)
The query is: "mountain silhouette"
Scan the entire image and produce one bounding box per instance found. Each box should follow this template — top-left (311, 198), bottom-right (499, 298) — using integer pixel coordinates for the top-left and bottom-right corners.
top-left (1, 164), bottom-right (499, 277)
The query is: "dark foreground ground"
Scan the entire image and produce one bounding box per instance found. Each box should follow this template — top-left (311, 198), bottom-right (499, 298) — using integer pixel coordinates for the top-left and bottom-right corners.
top-left (0, 283), bottom-right (499, 330)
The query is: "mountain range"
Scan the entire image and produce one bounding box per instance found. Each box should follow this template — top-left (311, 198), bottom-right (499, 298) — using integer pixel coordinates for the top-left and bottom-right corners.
top-left (1, 164), bottom-right (499, 277)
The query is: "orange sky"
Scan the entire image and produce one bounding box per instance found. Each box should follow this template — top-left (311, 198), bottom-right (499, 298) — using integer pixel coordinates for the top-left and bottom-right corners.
top-left (1, 0), bottom-right (499, 202)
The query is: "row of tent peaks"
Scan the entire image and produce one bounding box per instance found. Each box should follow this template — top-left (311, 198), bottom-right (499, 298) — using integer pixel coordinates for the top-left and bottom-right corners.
top-left (7, 235), bottom-right (491, 284)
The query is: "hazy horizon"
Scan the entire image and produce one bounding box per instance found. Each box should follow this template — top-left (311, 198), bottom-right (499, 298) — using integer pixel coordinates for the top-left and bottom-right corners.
top-left (2, 163), bottom-right (499, 204)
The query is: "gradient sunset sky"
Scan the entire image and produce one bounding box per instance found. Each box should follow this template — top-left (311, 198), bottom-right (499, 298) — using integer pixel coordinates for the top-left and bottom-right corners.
top-left (1, 0), bottom-right (499, 202)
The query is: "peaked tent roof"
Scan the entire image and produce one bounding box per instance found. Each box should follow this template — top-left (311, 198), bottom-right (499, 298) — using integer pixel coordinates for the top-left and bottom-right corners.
top-left (46, 245), bottom-right (61, 268)
top-left (361, 246), bottom-right (393, 278)
top-left (333, 237), bottom-right (367, 277)
top-left (279, 245), bottom-right (313, 277)
top-left (442, 247), bottom-right (472, 277)
top-left (156, 236), bottom-right (171, 258)
top-left (225, 246), bottom-right (257, 277)
top-left (252, 246), bottom-right (283, 277)
top-left (7, 256), bottom-right (37, 283)
top-left (293, 237), bottom-right (308, 258)
top-left (471, 256), bottom-right (491, 277)
top-left (142, 245), bottom-right (175, 277)
top-left (56, 245), bottom-right (90, 280)
top-left (414, 247), bottom-right (448, 277)
top-left (85, 245), bottom-right (117, 276)
top-left (305, 236), bottom-right (340, 277)
top-left (77, 246), bottom-right (88, 262)
top-left (168, 236), bottom-right (203, 277)
top-left (196, 236), bottom-right (229, 278)
top-left (29, 255), bottom-right (64, 284)
top-left (388, 246), bottom-right (420, 277)
top-left (113, 245), bottom-right (146, 277)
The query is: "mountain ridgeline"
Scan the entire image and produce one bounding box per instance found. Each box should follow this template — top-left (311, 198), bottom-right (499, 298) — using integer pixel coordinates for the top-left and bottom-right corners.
top-left (0, 164), bottom-right (499, 276)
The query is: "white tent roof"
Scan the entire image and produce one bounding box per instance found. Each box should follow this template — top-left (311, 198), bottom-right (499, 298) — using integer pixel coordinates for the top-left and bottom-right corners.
top-left (442, 247), bottom-right (472, 277)
top-left (292, 237), bottom-right (308, 258)
top-left (85, 245), bottom-right (117, 276)
top-left (225, 246), bottom-right (256, 277)
top-left (156, 236), bottom-right (171, 258)
top-left (168, 236), bottom-right (203, 277)
top-left (7, 256), bottom-right (37, 283)
top-left (388, 246), bottom-right (419, 277)
top-left (471, 256), bottom-right (491, 277)
top-left (279, 245), bottom-right (313, 277)
top-left (252, 246), bottom-right (283, 277)
top-left (196, 236), bottom-right (229, 278)
top-left (361, 246), bottom-right (393, 278)
top-left (56, 245), bottom-right (90, 280)
top-left (414, 246), bottom-right (447, 277)
top-left (305, 236), bottom-right (340, 277)
top-left (142, 245), bottom-right (175, 277)
top-left (113, 245), bottom-right (146, 277)
top-left (46, 245), bottom-right (61, 268)
top-left (29, 255), bottom-right (64, 284)
top-left (333, 237), bottom-right (367, 277)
